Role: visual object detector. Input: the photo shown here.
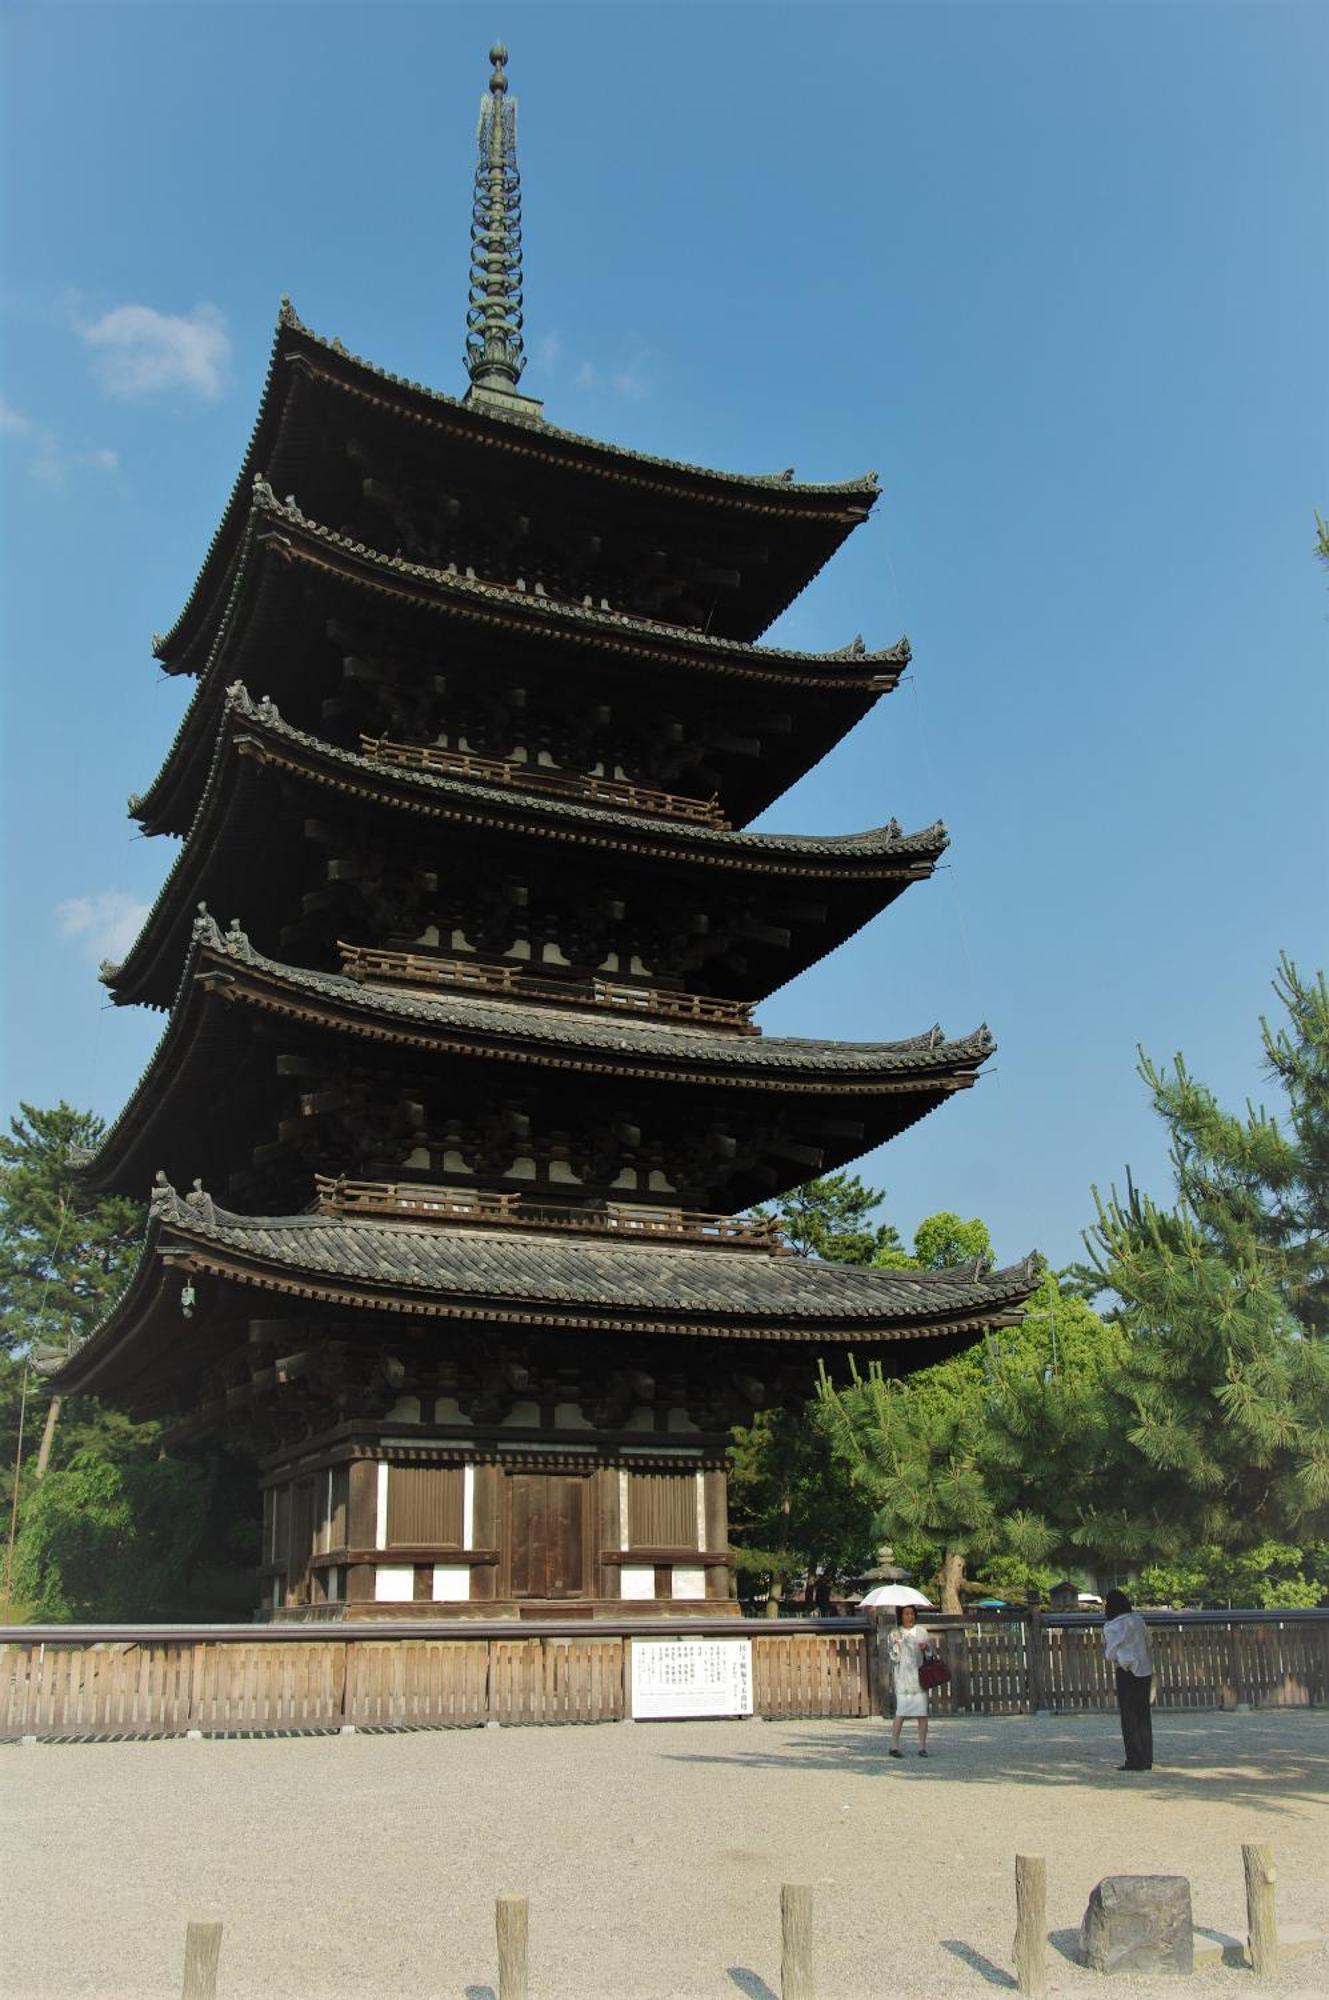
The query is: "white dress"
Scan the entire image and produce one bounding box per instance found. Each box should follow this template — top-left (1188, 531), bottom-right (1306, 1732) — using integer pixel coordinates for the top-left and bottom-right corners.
top-left (889, 1624), bottom-right (931, 1717)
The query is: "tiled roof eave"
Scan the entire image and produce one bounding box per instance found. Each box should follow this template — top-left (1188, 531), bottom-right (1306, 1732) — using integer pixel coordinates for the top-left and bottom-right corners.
top-left (108, 691), bottom-right (946, 1008)
top-left (156, 303), bottom-right (881, 668)
top-left (56, 1200), bottom-right (1039, 1394)
top-left (191, 935), bottom-right (996, 1085)
top-left (133, 493), bottom-right (907, 830)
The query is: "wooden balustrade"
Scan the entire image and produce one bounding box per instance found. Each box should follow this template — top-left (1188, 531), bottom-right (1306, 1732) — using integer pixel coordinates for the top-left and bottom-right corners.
top-left (311, 1175), bottom-right (784, 1250)
top-left (361, 734), bottom-right (730, 828)
top-left (335, 942), bottom-right (758, 1034)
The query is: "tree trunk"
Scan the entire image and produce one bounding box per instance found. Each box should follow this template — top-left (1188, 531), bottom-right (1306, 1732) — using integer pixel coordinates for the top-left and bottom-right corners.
top-left (34, 1396), bottom-right (62, 1480)
top-left (939, 1549), bottom-right (966, 1614)
top-left (765, 1574), bottom-right (783, 1618)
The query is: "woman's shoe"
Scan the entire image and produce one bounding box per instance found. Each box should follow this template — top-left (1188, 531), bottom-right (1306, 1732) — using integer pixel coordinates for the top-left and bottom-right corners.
top-left (888, 1748), bottom-right (903, 1759)
top-left (918, 1749), bottom-right (929, 1758)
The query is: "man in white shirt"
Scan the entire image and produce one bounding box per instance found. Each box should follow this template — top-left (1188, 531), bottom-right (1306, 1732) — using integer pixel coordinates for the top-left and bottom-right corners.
top-left (1102, 1588), bottom-right (1153, 1770)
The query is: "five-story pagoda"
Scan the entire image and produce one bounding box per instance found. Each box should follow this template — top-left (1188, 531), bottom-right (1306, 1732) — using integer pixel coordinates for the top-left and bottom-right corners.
top-left (60, 48), bottom-right (1036, 1618)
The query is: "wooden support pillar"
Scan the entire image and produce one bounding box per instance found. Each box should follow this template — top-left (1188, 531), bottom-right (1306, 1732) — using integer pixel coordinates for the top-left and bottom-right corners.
top-left (180, 1920), bottom-right (222, 2000)
top-left (1013, 1855), bottom-right (1047, 1998)
top-left (780, 1883), bottom-right (815, 2000)
top-left (496, 1894), bottom-right (528, 2000)
top-left (1242, 1843), bottom-right (1278, 1979)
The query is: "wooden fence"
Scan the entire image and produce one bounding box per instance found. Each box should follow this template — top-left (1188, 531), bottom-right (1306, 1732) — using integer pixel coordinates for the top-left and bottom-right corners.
top-left (2, 1610), bottom-right (1325, 1740)
top-left (0, 1618), bottom-right (872, 1739)
top-left (877, 1608), bottom-right (1329, 1719)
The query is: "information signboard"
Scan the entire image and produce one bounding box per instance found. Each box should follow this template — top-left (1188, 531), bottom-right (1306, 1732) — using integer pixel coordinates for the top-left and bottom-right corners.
top-left (630, 1637), bottom-right (754, 1719)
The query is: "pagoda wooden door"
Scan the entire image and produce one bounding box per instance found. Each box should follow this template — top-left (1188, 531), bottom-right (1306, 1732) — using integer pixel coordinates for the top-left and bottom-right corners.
top-left (507, 1473), bottom-right (587, 1599)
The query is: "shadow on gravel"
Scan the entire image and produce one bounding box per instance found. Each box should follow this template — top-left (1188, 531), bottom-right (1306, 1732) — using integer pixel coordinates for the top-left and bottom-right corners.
top-left (660, 1714), bottom-right (1329, 1816)
top-left (727, 1969), bottom-right (777, 1998)
top-left (941, 1939), bottom-right (1016, 1988)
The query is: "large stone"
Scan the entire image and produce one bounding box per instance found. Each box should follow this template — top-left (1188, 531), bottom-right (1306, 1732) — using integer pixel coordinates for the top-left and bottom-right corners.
top-left (1080, 1875), bottom-right (1194, 1976)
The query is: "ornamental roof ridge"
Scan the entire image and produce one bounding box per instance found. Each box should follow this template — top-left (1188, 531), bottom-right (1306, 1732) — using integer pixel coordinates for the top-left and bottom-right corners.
top-left (183, 922), bottom-right (997, 1074)
top-left (283, 310), bottom-right (880, 496)
top-left (131, 493), bottom-right (905, 835)
top-left (111, 686), bottom-right (946, 1013)
top-left (57, 1193), bottom-right (1039, 1394)
top-left (207, 682), bottom-right (946, 857)
top-left (153, 312), bottom-right (294, 662)
top-left (154, 299), bottom-right (879, 666)
top-left (145, 1172), bottom-right (1037, 1294)
top-left (245, 484), bottom-right (908, 671)
top-left (88, 914), bottom-right (992, 1195)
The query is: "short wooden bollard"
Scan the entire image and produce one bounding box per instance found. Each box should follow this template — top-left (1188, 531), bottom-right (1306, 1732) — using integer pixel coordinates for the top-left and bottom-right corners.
top-left (180, 1920), bottom-right (222, 2000)
top-left (780, 1882), bottom-right (815, 2000)
top-left (496, 1894), bottom-right (529, 2000)
top-left (1242, 1842), bottom-right (1279, 1980)
top-left (1012, 1855), bottom-right (1047, 1998)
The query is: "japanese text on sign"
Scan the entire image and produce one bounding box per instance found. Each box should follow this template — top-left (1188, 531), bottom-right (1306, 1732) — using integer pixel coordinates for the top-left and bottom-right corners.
top-left (630, 1637), bottom-right (754, 1719)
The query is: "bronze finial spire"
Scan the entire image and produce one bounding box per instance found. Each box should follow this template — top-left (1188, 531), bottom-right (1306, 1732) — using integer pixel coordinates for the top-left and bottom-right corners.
top-left (465, 43), bottom-right (525, 392)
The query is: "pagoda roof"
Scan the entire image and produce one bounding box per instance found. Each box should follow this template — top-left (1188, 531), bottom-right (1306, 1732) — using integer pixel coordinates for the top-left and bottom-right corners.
top-left (157, 303), bottom-right (881, 668)
top-left (56, 1176), bottom-right (1038, 1409)
top-left (108, 685), bottom-right (946, 1011)
top-left (135, 484), bottom-right (909, 836)
top-left (86, 913), bottom-right (994, 1201)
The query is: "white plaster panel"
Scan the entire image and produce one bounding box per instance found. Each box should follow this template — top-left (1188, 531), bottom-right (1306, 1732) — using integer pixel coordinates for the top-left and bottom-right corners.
top-left (671, 1566), bottom-right (707, 1601)
top-left (373, 1565), bottom-right (415, 1603)
top-left (431, 1565), bottom-right (471, 1602)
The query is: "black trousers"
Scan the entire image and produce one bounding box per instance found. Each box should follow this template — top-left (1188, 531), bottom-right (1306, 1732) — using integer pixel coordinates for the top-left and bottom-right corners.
top-left (1116, 1667), bottom-right (1153, 1769)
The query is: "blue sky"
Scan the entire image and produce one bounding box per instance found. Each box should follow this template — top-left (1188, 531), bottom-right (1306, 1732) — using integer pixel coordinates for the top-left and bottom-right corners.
top-left (2, 2), bottom-right (1325, 1272)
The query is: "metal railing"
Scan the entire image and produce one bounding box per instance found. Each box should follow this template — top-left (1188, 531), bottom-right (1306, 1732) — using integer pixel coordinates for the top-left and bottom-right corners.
top-left (361, 734), bottom-right (730, 828)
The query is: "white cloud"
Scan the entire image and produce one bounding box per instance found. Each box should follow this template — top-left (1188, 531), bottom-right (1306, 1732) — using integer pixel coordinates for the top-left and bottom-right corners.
top-left (2, 399), bottom-right (119, 489)
top-left (1, 398), bottom-right (34, 437)
top-left (567, 350), bottom-right (655, 401)
top-left (81, 302), bottom-right (230, 402)
top-left (536, 330), bottom-right (561, 369)
top-left (608, 342), bottom-right (656, 400)
top-left (57, 891), bottom-right (150, 965)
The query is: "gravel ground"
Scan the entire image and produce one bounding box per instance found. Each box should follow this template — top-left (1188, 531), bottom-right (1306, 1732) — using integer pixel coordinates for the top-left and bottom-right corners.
top-left (2, 1710), bottom-right (1326, 1999)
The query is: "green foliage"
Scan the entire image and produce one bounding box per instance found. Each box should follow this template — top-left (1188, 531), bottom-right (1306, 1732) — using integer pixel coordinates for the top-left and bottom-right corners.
top-left (911, 1212), bottom-right (994, 1271)
top-left (1082, 958), bottom-right (1329, 1555)
top-left (817, 1259), bottom-right (1124, 1603)
top-left (765, 1173), bottom-right (904, 1265)
top-left (728, 1402), bottom-right (878, 1602)
top-left (0, 1101), bottom-right (259, 1621)
top-left (1135, 1542), bottom-right (1327, 1611)
top-left (13, 1443), bottom-right (210, 1620)
top-left (0, 1102), bottom-right (143, 1359)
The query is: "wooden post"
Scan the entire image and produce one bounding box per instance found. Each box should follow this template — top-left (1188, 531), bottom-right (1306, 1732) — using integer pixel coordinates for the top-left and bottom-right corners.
top-left (1013, 1855), bottom-right (1047, 1998)
top-left (867, 1611), bottom-right (893, 1717)
top-left (180, 1920), bottom-right (222, 2000)
top-left (1025, 1596), bottom-right (1045, 1714)
top-left (780, 1882), bottom-right (815, 2000)
top-left (496, 1893), bottom-right (529, 2000)
top-left (1242, 1842), bottom-right (1279, 1980)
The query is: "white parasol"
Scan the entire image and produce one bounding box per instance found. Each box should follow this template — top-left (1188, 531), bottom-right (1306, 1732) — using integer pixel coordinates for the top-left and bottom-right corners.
top-left (858, 1584), bottom-right (934, 1609)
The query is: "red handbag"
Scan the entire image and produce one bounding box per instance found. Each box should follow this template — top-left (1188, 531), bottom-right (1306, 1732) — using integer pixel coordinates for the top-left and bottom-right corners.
top-left (918, 1648), bottom-right (951, 1690)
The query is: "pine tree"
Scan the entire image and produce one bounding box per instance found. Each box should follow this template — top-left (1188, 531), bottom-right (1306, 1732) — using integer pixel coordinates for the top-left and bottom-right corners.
top-left (0, 1102), bottom-right (143, 1360)
top-left (1082, 958), bottom-right (1329, 1556)
top-left (765, 1172), bottom-right (905, 1264)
